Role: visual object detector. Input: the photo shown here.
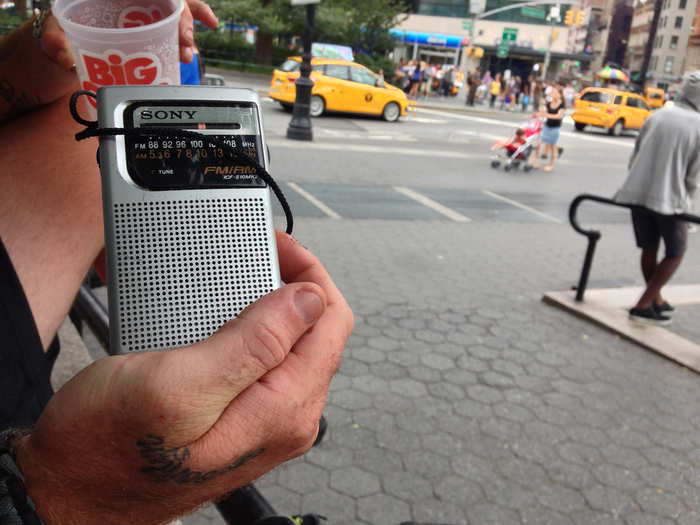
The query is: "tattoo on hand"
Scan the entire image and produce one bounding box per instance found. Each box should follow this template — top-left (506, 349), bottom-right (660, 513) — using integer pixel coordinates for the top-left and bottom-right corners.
top-left (136, 435), bottom-right (264, 484)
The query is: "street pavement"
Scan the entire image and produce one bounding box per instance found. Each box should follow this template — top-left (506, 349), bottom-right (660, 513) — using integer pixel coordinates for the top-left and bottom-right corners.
top-left (56, 69), bottom-right (700, 525)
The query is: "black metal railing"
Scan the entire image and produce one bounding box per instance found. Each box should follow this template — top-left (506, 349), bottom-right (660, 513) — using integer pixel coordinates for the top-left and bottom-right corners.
top-left (569, 193), bottom-right (700, 302)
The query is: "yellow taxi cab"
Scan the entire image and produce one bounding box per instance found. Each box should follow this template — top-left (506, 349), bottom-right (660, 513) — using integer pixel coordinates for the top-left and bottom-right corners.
top-left (572, 87), bottom-right (652, 136)
top-left (269, 57), bottom-right (414, 122)
top-left (644, 86), bottom-right (665, 109)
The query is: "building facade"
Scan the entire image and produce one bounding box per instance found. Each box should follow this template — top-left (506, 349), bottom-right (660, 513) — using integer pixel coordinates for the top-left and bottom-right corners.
top-left (566, 0), bottom-right (609, 70)
top-left (683, 0), bottom-right (700, 73)
top-left (586, 0), bottom-right (615, 70)
top-left (394, 1), bottom-right (590, 80)
top-left (648, 0), bottom-right (699, 87)
top-left (625, 0), bottom-right (654, 73)
top-left (603, 0), bottom-right (635, 66)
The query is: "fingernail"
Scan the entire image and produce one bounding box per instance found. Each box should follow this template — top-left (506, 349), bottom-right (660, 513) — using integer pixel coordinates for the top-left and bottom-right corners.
top-left (294, 289), bottom-right (324, 324)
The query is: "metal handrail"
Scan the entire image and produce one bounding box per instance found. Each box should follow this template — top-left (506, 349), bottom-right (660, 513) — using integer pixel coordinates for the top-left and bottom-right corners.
top-left (568, 193), bottom-right (700, 301)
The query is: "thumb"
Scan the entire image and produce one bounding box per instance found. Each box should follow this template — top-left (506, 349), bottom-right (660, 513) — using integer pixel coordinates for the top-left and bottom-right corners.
top-left (154, 283), bottom-right (327, 438)
top-left (40, 14), bottom-right (75, 70)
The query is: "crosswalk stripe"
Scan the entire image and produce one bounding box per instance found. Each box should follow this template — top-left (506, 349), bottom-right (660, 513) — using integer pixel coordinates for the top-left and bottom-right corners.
top-left (393, 186), bottom-right (471, 222)
top-left (417, 108), bottom-right (635, 148)
top-left (482, 190), bottom-right (562, 223)
top-left (268, 139), bottom-right (475, 159)
top-left (287, 182), bottom-right (342, 220)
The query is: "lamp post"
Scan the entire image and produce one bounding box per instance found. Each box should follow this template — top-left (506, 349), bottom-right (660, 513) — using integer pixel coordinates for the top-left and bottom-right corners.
top-left (287, 0), bottom-right (320, 141)
top-left (541, 4), bottom-right (560, 81)
top-left (637, 0), bottom-right (662, 91)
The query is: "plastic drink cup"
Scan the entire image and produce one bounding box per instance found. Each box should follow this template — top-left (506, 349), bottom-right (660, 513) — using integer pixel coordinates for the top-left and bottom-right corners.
top-left (53, 0), bottom-right (184, 117)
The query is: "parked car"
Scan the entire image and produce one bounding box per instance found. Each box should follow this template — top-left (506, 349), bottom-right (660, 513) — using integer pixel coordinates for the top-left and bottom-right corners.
top-left (268, 57), bottom-right (414, 122)
top-left (572, 87), bottom-right (652, 136)
top-left (644, 86), bottom-right (665, 109)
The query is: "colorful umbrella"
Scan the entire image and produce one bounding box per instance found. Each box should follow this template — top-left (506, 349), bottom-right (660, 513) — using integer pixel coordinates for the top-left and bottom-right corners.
top-left (596, 66), bottom-right (630, 83)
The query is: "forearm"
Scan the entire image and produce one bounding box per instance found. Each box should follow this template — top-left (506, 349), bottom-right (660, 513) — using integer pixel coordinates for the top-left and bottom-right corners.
top-left (15, 433), bottom-right (202, 525)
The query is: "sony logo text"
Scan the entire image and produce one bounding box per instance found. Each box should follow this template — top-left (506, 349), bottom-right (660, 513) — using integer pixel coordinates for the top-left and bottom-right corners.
top-left (140, 110), bottom-right (198, 120)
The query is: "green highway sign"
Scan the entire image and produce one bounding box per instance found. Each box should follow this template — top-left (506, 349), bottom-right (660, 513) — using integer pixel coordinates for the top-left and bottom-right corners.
top-left (462, 19), bottom-right (473, 31)
top-left (502, 27), bottom-right (518, 41)
top-left (497, 42), bottom-right (509, 58)
top-left (521, 6), bottom-right (545, 19)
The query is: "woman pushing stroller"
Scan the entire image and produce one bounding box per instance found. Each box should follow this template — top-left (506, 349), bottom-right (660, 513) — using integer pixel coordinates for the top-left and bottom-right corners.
top-left (490, 116), bottom-right (542, 172)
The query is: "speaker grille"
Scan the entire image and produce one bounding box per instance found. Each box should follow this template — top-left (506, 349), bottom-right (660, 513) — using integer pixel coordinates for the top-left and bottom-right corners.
top-left (113, 198), bottom-right (275, 352)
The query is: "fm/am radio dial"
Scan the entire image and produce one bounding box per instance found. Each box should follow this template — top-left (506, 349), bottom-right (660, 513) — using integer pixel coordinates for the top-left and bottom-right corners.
top-left (124, 101), bottom-right (266, 190)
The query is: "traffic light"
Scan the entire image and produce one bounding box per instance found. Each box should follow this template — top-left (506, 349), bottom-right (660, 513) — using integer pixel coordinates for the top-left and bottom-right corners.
top-left (564, 9), bottom-right (574, 26)
top-left (575, 10), bottom-right (585, 25)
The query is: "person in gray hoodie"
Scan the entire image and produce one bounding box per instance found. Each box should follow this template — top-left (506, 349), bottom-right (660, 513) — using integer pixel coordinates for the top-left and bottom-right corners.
top-left (615, 71), bottom-right (700, 325)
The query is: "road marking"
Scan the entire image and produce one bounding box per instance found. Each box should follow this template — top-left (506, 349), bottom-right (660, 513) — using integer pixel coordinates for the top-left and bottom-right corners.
top-left (317, 128), bottom-right (417, 142)
top-left (287, 182), bottom-right (342, 220)
top-left (268, 139), bottom-right (475, 159)
top-left (417, 108), bottom-right (634, 148)
top-left (452, 129), bottom-right (504, 141)
top-left (482, 189), bottom-right (562, 223)
top-left (394, 186), bottom-right (471, 222)
top-left (410, 116), bottom-right (448, 124)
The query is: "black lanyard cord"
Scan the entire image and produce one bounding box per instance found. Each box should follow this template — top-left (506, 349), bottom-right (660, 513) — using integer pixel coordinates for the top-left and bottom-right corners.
top-left (69, 90), bottom-right (294, 235)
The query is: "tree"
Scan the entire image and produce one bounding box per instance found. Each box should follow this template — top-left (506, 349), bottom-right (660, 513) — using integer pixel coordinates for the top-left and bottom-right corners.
top-left (207, 0), bottom-right (408, 64)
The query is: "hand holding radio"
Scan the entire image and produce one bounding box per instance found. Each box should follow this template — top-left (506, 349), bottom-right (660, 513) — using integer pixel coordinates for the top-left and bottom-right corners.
top-left (15, 231), bottom-right (353, 525)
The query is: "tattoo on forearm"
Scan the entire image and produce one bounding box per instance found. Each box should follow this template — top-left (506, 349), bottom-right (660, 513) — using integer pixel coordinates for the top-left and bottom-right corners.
top-left (136, 435), bottom-right (264, 484)
top-left (0, 79), bottom-right (41, 121)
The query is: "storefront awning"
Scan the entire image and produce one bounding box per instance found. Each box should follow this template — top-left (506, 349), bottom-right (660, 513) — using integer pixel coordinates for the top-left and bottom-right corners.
top-left (390, 29), bottom-right (468, 49)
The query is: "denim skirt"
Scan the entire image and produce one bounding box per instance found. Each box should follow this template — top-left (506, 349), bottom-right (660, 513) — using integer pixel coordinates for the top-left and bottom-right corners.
top-left (541, 125), bottom-right (560, 145)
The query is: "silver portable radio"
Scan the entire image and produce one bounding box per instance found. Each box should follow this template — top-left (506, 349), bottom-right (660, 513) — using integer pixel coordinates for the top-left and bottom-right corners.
top-left (96, 86), bottom-right (281, 354)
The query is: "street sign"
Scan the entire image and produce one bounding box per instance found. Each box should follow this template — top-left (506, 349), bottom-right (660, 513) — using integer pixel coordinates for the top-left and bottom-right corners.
top-left (501, 27), bottom-right (518, 42)
top-left (521, 6), bottom-right (545, 19)
top-left (497, 45), bottom-right (508, 58)
top-left (462, 20), bottom-right (473, 31)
